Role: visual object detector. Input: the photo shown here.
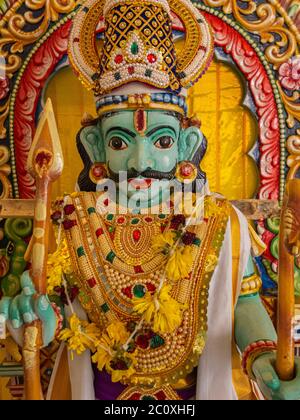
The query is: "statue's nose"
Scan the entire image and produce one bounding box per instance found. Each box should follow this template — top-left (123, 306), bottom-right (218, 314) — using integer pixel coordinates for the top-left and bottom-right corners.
top-left (127, 141), bottom-right (154, 173)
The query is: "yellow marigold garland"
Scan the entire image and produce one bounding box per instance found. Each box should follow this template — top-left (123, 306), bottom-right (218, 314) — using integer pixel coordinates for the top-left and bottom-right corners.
top-left (132, 285), bottom-right (186, 334)
top-left (152, 231), bottom-right (194, 282)
top-left (166, 246), bottom-right (194, 281)
top-left (59, 313), bottom-right (100, 358)
top-left (47, 238), bottom-right (73, 294)
top-left (92, 321), bottom-right (137, 383)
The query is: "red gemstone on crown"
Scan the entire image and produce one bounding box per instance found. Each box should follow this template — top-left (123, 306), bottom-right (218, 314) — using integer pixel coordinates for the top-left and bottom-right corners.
top-left (117, 217), bottom-right (125, 224)
top-left (180, 163), bottom-right (194, 177)
top-left (128, 66), bottom-right (135, 75)
top-left (133, 229), bottom-right (141, 242)
top-left (115, 54), bottom-right (123, 64)
top-left (147, 53), bottom-right (157, 63)
top-left (144, 217), bottom-right (153, 223)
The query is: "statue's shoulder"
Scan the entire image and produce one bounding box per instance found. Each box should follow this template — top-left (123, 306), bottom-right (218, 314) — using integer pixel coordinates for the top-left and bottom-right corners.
top-left (203, 193), bottom-right (231, 219)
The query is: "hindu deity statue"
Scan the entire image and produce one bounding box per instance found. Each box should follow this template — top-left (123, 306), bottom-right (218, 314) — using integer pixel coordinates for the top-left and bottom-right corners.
top-left (1, 0), bottom-right (300, 401)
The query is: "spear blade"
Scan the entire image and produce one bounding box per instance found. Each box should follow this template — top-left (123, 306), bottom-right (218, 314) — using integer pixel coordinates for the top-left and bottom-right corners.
top-left (26, 98), bottom-right (63, 294)
top-left (27, 98), bottom-right (64, 183)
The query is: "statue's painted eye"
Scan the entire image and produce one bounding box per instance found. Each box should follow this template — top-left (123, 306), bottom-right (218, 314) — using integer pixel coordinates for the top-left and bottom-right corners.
top-left (109, 137), bottom-right (128, 150)
top-left (154, 136), bottom-right (174, 149)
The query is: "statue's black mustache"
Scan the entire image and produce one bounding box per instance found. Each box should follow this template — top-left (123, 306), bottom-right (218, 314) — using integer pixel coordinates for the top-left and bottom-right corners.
top-left (108, 166), bottom-right (176, 182)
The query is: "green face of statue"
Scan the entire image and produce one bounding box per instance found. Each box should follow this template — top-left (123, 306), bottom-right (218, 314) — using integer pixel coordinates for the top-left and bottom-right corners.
top-left (81, 109), bottom-right (203, 209)
top-left (102, 111), bottom-right (180, 175)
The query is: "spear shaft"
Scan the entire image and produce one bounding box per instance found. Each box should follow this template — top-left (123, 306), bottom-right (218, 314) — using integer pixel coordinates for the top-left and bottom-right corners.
top-left (276, 179), bottom-right (299, 380)
top-left (23, 99), bottom-right (63, 400)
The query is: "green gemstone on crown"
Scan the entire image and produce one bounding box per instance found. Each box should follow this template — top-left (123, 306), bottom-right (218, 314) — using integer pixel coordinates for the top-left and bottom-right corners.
top-left (133, 284), bottom-right (146, 298)
top-left (131, 42), bottom-right (139, 55)
top-left (131, 218), bottom-right (140, 225)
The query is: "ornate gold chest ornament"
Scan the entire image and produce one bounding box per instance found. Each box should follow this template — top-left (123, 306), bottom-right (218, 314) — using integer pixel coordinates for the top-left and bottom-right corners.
top-left (57, 192), bottom-right (231, 398)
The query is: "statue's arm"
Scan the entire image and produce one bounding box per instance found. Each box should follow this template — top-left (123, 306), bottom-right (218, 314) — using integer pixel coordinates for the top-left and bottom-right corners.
top-left (234, 256), bottom-right (300, 400)
top-left (234, 256), bottom-right (276, 352)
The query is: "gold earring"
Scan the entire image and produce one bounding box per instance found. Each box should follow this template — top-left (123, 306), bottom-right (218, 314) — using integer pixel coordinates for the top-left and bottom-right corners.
top-left (175, 161), bottom-right (197, 183)
top-left (89, 163), bottom-right (108, 184)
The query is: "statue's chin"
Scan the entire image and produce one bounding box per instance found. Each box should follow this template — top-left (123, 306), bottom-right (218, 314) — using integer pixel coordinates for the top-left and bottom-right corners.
top-left (117, 179), bottom-right (170, 211)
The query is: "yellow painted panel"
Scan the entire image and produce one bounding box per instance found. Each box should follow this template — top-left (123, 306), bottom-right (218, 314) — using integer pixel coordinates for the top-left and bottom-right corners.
top-left (187, 60), bottom-right (258, 199)
top-left (45, 67), bottom-right (95, 200)
top-left (45, 59), bottom-right (258, 200)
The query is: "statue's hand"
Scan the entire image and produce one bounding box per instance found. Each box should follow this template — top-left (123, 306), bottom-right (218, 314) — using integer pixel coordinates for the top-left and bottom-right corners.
top-left (0, 270), bottom-right (57, 347)
top-left (252, 353), bottom-right (300, 400)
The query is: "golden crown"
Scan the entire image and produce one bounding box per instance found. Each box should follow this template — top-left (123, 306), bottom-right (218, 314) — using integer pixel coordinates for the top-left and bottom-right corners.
top-left (68, 0), bottom-right (214, 114)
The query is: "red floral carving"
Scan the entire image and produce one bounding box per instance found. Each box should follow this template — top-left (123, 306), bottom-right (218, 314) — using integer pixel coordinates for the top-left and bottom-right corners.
top-left (279, 57), bottom-right (300, 91)
top-left (13, 21), bottom-right (72, 198)
top-left (204, 13), bottom-right (280, 200)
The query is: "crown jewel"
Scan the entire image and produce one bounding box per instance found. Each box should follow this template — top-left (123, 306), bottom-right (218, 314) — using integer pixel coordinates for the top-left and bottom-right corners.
top-left (100, 32), bottom-right (171, 93)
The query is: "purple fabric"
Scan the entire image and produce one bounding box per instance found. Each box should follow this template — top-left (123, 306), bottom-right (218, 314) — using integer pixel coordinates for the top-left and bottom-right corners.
top-left (93, 366), bottom-right (127, 400)
top-left (93, 365), bottom-right (196, 400)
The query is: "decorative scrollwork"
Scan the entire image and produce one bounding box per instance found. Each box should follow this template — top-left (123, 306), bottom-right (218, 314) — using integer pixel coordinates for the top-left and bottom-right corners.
top-left (287, 130), bottom-right (300, 180)
top-left (0, 145), bottom-right (12, 198)
top-left (278, 85), bottom-right (300, 129)
top-left (0, 0), bottom-right (77, 200)
top-left (202, 0), bottom-right (299, 68)
top-left (0, 0), bottom-right (78, 139)
top-left (0, 0), bottom-right (76, 76)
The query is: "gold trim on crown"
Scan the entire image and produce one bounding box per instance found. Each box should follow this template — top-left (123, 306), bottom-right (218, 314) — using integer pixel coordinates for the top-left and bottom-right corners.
top-left (68, 0), bottom-right (214, 95)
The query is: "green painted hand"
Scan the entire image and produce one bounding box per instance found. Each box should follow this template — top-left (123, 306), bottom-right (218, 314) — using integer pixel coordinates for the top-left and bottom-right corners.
top-left (0, 270), bottom-right (57, 347)
top-left (253, 353), bottom-right (300, 400)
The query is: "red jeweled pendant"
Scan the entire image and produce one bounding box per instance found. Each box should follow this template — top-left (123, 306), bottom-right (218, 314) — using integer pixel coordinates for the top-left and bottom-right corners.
top-left (132, 229), bottom-right (141, 243)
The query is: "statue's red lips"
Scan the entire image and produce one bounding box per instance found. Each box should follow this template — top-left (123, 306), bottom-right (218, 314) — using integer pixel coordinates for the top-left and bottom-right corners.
top-left (128, 178), bottom-right (152, 189)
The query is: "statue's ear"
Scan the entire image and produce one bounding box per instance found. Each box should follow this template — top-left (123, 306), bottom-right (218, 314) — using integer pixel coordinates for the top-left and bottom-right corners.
top-left (78, 124), bottom-right (106, 164)
top-left (178, 126), bottom-right (203, 162)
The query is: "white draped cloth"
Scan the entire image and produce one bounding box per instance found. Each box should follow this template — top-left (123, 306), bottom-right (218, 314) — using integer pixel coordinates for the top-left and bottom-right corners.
top-left (47, 206), bottom-right (251, 400)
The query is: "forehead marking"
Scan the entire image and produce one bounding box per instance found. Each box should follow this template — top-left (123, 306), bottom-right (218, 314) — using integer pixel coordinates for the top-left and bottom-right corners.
top-left (134, 109), bottom-right (147, 135)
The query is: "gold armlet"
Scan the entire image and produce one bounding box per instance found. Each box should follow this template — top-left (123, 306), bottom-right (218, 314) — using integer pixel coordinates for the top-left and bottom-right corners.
top-left (240, 274), bottom-right (262, 296)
